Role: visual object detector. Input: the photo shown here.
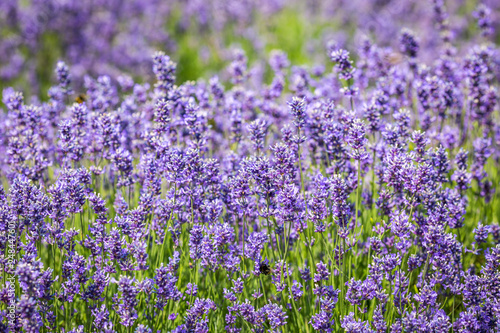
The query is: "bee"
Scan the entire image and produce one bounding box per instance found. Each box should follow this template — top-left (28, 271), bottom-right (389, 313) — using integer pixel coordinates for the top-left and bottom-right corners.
top-left (383, 52), bottom-right (405, 66)
top-left (75, 93), bottom-right (87, 104)
top-left (259, 262), bottom-right (272, 276)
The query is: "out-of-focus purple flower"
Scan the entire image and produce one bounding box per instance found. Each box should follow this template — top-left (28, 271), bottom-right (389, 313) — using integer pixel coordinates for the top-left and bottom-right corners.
top-left (399, 29), bottom-right (419, 58)
top-left (55, 60), bottom-right (73, 95)
top-left (269, 50), bottom-right (290, 73)
top-left (473, 4), bottom-right (493, 37)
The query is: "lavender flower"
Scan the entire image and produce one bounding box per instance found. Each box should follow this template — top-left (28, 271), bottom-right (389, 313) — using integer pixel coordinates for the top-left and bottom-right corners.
top-left (473, 4), bottom-right (493, 37)
top-left (1, 6), bottom-right (499, 331)
top-left (330, 49), bottom-right (355, 81)
top-left (399, 29), bottom-right (419, 58)
top-left (288, 97), bottom-right (307, 129)
top-left (247, 118), bottom-right (268, 152)
top-left (55, 60), bottom-right (73, 95)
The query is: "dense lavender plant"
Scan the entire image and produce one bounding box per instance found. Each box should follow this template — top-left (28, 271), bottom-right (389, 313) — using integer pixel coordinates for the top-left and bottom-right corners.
top-left (0, 3), bottom-right (500, 332)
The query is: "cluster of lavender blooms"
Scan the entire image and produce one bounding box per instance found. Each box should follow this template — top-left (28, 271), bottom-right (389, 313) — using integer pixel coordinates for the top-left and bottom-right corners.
top-left (2, 0), bottom-right (499, 93)
top-left (1, 2), bottom-right (500, 333)
top-left (0, 0), bottom-right (287, 90)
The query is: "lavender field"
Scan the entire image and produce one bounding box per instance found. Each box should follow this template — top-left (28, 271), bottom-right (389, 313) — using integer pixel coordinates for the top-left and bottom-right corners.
top-left (1, 0), bottom-right (500, 332)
